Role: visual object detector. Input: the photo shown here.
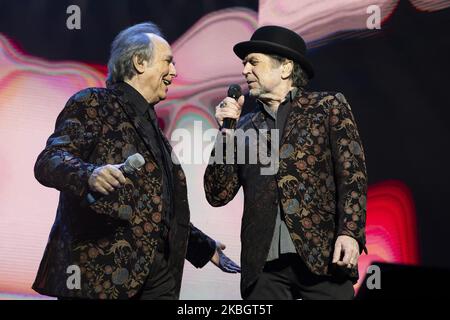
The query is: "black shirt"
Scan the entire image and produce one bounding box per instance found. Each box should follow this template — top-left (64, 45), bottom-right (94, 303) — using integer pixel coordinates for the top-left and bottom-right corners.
top-left (116, 82), bottom-right (173, 229)
top-left (257, 88), bottom-right (297, 142)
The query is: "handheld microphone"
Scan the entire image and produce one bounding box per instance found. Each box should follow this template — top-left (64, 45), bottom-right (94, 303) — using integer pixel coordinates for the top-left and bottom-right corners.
top-left (120, 153), bottom-right (145, 175)
top-left (222, 84), bottom-right (242, 130)
top-left (85, 153), bottom-right (145, 205)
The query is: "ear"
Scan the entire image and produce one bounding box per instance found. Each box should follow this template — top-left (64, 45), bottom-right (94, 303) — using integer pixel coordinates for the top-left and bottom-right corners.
top-left (281, 60), bottom-right (294, 79)
top-left (132, 55), bottom-right (146, 74)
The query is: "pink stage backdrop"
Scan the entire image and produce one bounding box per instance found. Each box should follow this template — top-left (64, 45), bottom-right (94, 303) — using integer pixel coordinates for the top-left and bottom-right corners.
top-left (0, 0), bottom-right (436, 299)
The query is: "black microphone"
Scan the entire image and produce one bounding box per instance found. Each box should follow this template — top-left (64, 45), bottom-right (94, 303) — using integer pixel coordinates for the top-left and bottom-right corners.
top-left (222, 84), bottom-right (242, 130)
top-left (85, 153), bottom-right (145, 205)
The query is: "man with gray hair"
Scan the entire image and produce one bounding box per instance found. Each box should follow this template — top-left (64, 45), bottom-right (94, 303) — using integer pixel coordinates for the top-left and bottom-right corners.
top-left (205, 25), bottom-right (367, 299)
top-left (32, 22), bottom-right (239, 300)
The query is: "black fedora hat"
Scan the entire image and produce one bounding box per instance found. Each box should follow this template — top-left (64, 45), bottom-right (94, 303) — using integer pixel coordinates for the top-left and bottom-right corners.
top-left (233, 25), bottom-right (314, 79)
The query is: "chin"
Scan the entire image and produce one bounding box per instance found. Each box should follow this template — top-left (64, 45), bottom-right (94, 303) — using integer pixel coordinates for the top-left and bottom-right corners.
top-left (249, 88), bottom-right (261, 98)
top-left (157, 90), bottom-right (167, 101)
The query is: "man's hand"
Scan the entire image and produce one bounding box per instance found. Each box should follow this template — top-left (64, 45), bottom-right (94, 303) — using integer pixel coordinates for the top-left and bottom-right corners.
top-left (210, 241), bottom-right (241, 273)
top-left (88, 164), bottom-right (126, 195)
top-left (215, 96), bottom-right (244, 127)
top-left (332, 235), bottom-right (360, 268)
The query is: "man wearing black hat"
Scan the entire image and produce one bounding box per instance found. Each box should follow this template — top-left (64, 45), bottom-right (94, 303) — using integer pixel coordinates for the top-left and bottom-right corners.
top-left (204, 26), bottom-right (367, 299)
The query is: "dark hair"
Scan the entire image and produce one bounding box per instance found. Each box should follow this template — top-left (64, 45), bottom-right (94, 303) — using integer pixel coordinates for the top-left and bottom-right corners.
top-left (269, 54), bottom-right (309, 88)
top-left (106, 22), bottom-right (163, 86)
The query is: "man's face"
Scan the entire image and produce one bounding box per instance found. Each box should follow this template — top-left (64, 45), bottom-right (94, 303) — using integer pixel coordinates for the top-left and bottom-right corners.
top-left (142, 35), bottom-right (177, 104)
top-left (242, 53), bottom-right (283, 98)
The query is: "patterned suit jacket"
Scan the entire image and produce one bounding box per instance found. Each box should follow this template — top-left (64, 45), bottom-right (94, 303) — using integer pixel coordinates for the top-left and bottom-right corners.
top-left (33, 84), bottom-right (216, 299)
top-left (204, 90), bottom-right (368, 297)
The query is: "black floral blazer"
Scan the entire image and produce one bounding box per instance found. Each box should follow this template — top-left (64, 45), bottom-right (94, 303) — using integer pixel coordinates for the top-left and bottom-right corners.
top-left (33, 85), bottom-right (216, 299)
top-left (204, 90), bottom-right (368, 297)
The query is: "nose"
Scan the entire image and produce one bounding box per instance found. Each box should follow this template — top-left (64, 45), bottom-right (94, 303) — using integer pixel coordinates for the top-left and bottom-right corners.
top-left (170, 62), bottom-right (177, 78)
top-left (242, 62), bottom-right (251, 77)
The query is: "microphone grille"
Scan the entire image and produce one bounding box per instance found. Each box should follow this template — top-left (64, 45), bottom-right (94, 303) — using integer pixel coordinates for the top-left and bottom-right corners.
top-left (227, 84), bottom-right (242, 100)
top-left (126, 153), bottom-right (145, 170)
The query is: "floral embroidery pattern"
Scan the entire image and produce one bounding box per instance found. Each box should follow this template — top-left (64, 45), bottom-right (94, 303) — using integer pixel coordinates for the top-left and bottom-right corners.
top-left (205, 91), bottom-right (367, 293)
top-left (33, 86), bottom-right (215, 299)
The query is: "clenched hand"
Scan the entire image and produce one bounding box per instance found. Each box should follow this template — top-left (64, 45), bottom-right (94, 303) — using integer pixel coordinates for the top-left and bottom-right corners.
top-left (88, 164), bottom-right (127, 195)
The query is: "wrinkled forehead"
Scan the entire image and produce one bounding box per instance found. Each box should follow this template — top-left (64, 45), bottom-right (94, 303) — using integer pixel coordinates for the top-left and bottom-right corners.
top-left (147, 33), bottom-right (172, 54)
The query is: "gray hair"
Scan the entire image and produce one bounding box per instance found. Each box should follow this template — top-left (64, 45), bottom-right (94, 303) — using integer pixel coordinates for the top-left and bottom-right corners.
top-left (269, 54), bottom-right (309, 88)
top-left (106, 22), bottom-right (163, 86)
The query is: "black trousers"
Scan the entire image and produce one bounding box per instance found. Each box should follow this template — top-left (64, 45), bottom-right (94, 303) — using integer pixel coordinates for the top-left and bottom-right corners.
top-left (244, 254), bottom-right (354, 300)
top-left (133, 251), bottom-right (177, 300)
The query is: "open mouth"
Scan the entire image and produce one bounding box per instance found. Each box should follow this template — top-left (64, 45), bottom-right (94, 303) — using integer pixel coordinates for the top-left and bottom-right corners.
top-left (163, 79), bottom-right (171, 86)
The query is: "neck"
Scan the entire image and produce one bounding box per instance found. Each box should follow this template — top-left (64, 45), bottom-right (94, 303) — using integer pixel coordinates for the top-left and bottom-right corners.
top-left (259, 84), bottom-right (295, 113)
top-left (125, 78), bottom-right (154, 104)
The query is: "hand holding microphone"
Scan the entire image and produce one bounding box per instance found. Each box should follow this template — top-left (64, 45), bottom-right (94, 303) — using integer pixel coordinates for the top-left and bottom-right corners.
top-left (215, 84), bottom-right (244, 129)
top-left (87, 153), bottom-right (145, 200)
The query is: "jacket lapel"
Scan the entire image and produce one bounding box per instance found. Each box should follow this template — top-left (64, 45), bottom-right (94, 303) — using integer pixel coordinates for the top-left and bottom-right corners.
top-left (280, 91), bottom-right (310, 146)
top-left (110, 86), bottom-right (158, 161)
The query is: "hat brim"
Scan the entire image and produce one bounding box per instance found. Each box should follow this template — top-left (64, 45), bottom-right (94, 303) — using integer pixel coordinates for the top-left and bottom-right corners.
top-left (233, 40), bottom-right (314, 79)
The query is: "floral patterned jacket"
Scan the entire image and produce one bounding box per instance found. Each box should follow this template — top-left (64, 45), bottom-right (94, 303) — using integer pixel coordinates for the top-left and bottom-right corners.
top-left (33, 85), bottom-right (216, 299)
top-left (204, 90), bottom-right (368, 297)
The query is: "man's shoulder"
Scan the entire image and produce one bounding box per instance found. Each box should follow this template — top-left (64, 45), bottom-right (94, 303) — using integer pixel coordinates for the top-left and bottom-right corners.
top-left (69, 87), bottom-right (114, 104)
top-left (295, 90), bottom-right (351, 114)
top-left (300, 90), bottom-right (343, 100)
top-left (60, 87), bottom-right (120, 121)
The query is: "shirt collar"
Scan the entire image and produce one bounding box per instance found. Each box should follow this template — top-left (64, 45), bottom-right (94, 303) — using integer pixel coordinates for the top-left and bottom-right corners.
top-left (258, 87), bottom-right (299, 119)
top-left (114, 82), bottom-right (153, 116)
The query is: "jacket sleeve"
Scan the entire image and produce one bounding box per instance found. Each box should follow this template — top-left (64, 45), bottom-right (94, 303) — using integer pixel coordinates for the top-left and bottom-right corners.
top-left (34, 89), bottom-right (102, 198)
top-left (329, 93), bottom-right (368, 254)
top-left (203, 132), bottom-right (242, 207)
top-left (185, 223), bottom-right (217, 268)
